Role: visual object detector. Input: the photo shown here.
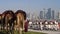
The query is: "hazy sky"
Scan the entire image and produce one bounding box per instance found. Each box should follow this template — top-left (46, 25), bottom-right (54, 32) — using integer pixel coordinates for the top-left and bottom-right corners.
top-left (0, 0), bottom-right (60, 14)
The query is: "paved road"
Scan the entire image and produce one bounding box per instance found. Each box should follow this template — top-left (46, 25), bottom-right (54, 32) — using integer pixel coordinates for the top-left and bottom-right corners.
top-left (28, 29), bottom-right (60, 34)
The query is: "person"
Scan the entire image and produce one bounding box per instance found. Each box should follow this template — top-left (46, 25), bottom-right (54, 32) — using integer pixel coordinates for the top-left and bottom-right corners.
top-left (24, 20), bottom-right (29, 32)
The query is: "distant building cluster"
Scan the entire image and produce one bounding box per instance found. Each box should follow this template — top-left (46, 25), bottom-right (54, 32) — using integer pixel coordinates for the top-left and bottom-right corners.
top-left (27, 8), bottom-right (60, 21)
top-left (39, 8), bottom-right (60, 20)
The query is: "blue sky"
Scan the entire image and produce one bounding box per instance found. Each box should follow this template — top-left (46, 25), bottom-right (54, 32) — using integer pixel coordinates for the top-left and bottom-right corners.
top-left (0, 0), bottom-right (60, 14)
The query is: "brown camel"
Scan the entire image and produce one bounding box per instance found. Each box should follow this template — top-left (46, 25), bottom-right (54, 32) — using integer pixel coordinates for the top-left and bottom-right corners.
top-left (2, 10), bottom-right (15, 34)
top-left (15, 10), bottom-right (26, 34)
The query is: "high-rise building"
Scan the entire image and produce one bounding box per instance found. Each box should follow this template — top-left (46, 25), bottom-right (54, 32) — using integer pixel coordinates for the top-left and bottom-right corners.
top-left (57, 11), bottom-right (60, 19)
top-left (27, 13), bottom-right (31, 20)
top-left (40, 11), bottom-right (44, 19)
top-left (51, 10), bottom-right (55, 19)
top-left (46, 8), bottom-right (51, 19)
top-left (59, 12), bottom-right (60, 19)
top-left (43, 8), bottom-right (46, 19)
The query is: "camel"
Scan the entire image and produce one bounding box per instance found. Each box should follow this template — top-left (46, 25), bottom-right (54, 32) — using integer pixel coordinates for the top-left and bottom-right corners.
top-left (15, 10), bottom-right (26, 34)
top-left (2, 10), bottom-right (15, 34)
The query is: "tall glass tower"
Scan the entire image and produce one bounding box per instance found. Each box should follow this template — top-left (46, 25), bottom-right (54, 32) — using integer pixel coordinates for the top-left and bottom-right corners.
top-left (40, 11), bottom-right (44, 19)
top-left (46, 8), bottom-right (51, 19)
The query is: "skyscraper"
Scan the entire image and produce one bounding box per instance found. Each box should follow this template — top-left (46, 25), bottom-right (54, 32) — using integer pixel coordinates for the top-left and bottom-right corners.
top-left (43, 8), bottom-right (46, 19)
top-left (46, 8), bottom-right (51, 19)
top-left (59, 12), bottom-right (60, 19)
top-left (40, 11), bottom-right (44, 19)
top-left (57, 11), bottom-right (60, 19)
top-left (52, 10), bottom-right (55, 19)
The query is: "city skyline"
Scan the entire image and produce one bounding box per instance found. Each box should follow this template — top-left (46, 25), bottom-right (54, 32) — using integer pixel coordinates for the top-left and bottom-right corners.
top-left (28, 8), bottom-right (60, 20)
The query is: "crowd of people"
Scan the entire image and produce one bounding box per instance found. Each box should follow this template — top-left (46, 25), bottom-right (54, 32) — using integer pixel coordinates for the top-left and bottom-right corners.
top-left (29, 20), bottom-right (60, 31)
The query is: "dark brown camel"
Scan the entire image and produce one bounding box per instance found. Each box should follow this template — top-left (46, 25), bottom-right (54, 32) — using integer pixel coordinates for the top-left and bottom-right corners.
top-left (2, 10), bottom-right (15, 34)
